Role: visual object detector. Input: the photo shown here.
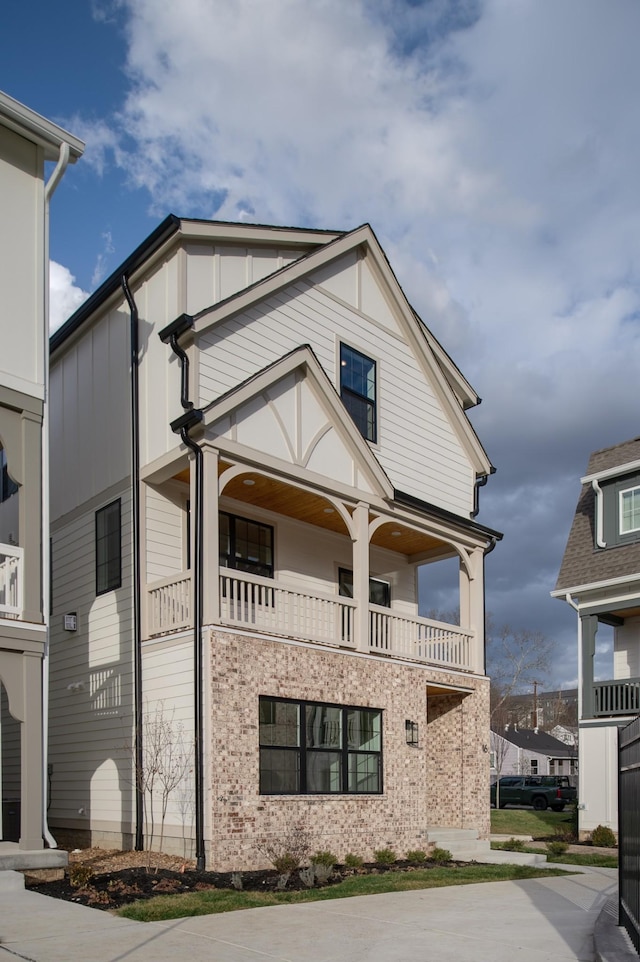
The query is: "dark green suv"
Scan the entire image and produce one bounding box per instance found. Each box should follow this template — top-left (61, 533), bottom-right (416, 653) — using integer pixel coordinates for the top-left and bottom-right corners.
top-left (490, 775), bottom-right (577, 811)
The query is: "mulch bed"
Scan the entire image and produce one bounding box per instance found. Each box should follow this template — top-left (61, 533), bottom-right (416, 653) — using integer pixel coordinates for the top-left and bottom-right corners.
top-left (26, 850), bottom-right (455, 911)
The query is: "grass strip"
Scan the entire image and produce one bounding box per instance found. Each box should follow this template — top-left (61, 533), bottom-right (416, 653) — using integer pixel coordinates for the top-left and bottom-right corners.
top-left (490, 809), bottom-right (575, 837)
top-left (490, 843), bottom-right (617, 869)
top-left (117, 863), bottom-right (571, 922)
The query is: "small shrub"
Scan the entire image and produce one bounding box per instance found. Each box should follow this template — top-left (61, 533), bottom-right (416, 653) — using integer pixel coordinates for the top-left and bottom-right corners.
top-left (502, 837), bottom-right (526, 852)
top-left (373, 848), bottom-right (397, 866)
top-left (259, 821), bottom-right (311, 874)
top-left (429, 847), bottom-right (452, 864)
top-left (405, 849), bottom-right (428, 863)
top-left (547, 840), bottom-right (569, 857)
top-left (591, 825), bottom-right (617, 848)
top-left (272, 853), bottom-right (302, 875)
top-left (311, 850), bottom-right (337, 868)
top-left (344, 852), bottom-right (363, 869)
top-left (299, 866), bottom-right (316, 889)
top-left (69, 864), bottom-right (93, 889)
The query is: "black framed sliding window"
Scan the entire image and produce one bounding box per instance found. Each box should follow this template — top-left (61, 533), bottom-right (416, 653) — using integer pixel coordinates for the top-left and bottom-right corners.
top-left (340, 343), bottom-right (377, 443)
top-left (95, 499), bottom-right (121, 595)
top-left (259, 696), bottom-right (382, 795)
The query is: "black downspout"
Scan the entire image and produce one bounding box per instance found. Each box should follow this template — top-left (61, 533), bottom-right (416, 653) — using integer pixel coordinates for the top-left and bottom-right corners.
top-left (160, 314), bottom-right (206, 871)
top-left (472, 473), bottom-right (489, 519)
top-left (121, 275), bottom-right (144, 852)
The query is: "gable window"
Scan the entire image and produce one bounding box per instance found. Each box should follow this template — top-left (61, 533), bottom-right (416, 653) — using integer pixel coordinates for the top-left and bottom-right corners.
top-left (259, 696), bottom-right (382, 794)
top-left (219, 512), bottom-right (273, 578)
top-left (95, 500), bottom-right (121, 595)
top-left (340, 343), bottom-right (377, 443)
top-left (620, 486), bottom-right (640, 534)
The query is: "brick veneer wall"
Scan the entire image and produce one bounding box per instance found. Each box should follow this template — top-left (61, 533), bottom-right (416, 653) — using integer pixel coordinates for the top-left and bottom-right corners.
top-left (207, 630), bottom-right (490, 871)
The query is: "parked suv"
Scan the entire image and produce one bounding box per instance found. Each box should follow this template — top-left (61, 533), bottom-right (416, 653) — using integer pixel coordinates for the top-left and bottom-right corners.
top-left (490, 775), bottom-right (577, 812)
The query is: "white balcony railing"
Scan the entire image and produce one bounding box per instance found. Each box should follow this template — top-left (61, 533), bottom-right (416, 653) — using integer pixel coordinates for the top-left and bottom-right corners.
top-left (0, 542), bottom-right (22, 618)
top-left (145, 569), bottom-right (474, 670)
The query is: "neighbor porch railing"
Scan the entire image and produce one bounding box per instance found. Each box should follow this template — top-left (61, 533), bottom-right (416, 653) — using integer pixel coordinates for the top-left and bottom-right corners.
top-left (145, 569), bottom-right (473, 670)
top-left (594, 678), bottom-right (640, 717)
top-left (0, 542), bottom-right (22, 618)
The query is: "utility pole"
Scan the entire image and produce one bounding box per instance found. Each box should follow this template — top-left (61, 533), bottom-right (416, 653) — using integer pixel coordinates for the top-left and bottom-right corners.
top-left (533, 680), bottom-right (538, 730)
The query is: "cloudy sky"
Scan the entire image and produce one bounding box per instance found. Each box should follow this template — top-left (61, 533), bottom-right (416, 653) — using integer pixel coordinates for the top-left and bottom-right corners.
top-left (5, 0), bottom-right (639, 688)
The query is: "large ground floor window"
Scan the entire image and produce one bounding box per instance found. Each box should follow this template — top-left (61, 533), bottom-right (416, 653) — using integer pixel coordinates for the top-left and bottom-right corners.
top-left (259, 696), bottom-right (382, 795)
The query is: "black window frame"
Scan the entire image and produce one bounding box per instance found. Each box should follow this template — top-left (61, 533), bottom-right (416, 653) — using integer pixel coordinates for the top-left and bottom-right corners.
top-left (219, 511), bottom-right (274, 579)
top-left (95, 499), bottom-right (121, 595)
top-left (259, 696), bottom-right (383, 796)
top-left (339, 343), bottom-right (377, 443)
top-left (338, 567), bottom-right (391, 607)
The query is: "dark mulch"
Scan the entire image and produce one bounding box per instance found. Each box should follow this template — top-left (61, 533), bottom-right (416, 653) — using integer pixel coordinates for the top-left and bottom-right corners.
top-left (27, 859), bottom-right (451, 911)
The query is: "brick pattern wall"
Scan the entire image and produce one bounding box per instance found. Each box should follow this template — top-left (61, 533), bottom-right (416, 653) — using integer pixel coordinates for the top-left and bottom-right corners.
top-left (207, 631), bottom-right (490, 871)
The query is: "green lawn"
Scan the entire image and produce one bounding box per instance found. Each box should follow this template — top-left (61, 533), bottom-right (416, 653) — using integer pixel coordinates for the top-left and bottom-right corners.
top-left (117, 863), bottom-right (571, 922)
top-left (491, 808), bottom-right (576, 837)
top-left (490, 843), bottom-right (617, 869)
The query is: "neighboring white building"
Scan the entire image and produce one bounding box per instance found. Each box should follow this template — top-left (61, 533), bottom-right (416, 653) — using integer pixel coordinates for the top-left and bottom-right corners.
top-left (0, 90), bottom-right (83, 858)
top-left (553, 437), bottom-right (640, 838)
top-left (491, 727), bottom-right (577, 782)
top-left (46, 216), bottom-right (501, 869)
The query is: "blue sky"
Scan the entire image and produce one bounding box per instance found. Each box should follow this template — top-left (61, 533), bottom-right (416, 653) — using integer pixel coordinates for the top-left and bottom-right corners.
top-left (4, 0), bottom-right (640, 690)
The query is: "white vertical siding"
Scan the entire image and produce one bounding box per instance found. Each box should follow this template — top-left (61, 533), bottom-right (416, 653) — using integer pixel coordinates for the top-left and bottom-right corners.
top-left (614, 617), bottom-right (640, 678)
top-left (48, 487), bottom-right (135, 833)
top-left (199, 270), bottom-right (473, 515)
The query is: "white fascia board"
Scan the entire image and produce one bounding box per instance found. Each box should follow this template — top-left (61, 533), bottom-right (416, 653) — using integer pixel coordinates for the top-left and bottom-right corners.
top-left (178, 219), bottom-right (342, 248)
top-left (0, 90), bottom-right (84, 161)
top-left (581, 459), bottom-right (640, 485)
top-left (551, 572), bottom-right (640, 599)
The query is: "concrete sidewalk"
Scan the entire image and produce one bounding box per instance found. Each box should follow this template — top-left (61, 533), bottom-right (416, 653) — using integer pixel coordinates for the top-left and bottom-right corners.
top-left (0, 866), bottom-right (622, 962)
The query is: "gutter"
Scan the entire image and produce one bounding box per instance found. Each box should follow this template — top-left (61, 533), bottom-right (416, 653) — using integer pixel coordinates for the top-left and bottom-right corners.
top-left (591, 479), bottom-right (607, 548)
top-left (159, 314), bottom-right (206, 871)
top-left (121, 277), bottom-right (145, 851)
top-left (41, 142), bottom-right (71, 849)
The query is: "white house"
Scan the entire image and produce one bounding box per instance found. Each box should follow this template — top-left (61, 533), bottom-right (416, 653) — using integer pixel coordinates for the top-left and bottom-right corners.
top-left (491, 727), bottom-right (577, 782)
top-left (0, 90), bottom-right (83, 861)
top-left (46, 216), bottom-right (500, 869)
top-left (553, 437), bottom-right (640, 838)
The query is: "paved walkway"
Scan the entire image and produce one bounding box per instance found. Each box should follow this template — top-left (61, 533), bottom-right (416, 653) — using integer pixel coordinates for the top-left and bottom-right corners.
top-left (0, 866), bottom-right (623, 962)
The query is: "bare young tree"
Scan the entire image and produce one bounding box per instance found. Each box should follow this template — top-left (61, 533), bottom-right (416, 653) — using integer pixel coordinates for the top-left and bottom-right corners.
top-left (487, 618), bottom-right (553, 727)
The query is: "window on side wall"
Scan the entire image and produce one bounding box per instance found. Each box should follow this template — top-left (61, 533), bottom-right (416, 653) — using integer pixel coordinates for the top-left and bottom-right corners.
top-left (259, 696), bottom-right (382, 795)
top-left (620, 486), bottom-right (640, 535)
top-left (530, 759), bottom-right (538, 775)
top-left (339, 343), bottom-right (377, 443)
top-left (219, 511), bottom-right (274, 578)
top-left (95, 500), bottom-right (121, 595)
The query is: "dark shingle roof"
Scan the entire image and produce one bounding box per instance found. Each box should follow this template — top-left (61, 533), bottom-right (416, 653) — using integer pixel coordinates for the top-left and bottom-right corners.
top-left (555, 437), bottom-right (640, 591)
top-left (496, 728), bottom-right (576, 758)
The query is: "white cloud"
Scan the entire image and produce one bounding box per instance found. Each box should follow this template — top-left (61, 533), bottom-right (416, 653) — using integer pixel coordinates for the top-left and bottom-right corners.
top-left (49, 261), bottom-right (89, 332)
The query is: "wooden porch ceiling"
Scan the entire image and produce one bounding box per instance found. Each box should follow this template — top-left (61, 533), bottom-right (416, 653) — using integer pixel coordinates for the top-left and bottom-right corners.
top-left (172, 462), bottom-right (447, 555)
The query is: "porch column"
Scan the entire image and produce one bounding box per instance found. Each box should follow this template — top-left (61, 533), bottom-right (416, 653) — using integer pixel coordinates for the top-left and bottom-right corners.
top-left (20, 650), bottom-right (44, 849)
top-left (353, 502), bottom-right (370, 653)
top-left (469, 548), bottom-right (485, 673)
top-left (580, 613), bottom-right (598, 719)
top-left (202, 446), bottom-right (219, 625)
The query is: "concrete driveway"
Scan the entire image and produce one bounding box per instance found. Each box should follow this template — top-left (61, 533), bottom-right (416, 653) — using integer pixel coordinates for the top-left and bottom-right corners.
top-left (0, 866), bottom-right (618, 962)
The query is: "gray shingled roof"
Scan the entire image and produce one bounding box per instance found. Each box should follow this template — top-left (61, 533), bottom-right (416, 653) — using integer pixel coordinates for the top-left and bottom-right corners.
top-left (496, 727), bottom-right (577, 758)
top-left (555, 437), bottom-right (640, 591)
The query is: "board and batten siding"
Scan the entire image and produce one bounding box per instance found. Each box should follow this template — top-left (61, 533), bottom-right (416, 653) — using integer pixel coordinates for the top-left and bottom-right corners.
top-left (50, 304), bottom-right (131, 523)
top-left (614, 617), bottom-right (640, 679)
top-left (198, 270), bottom-right (473, 516)
top-left (48, 486), bottom-right (135, 834)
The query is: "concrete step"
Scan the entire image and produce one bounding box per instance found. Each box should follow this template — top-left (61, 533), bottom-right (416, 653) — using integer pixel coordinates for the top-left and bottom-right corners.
top-left (0, 870), bottom-right (25, 892)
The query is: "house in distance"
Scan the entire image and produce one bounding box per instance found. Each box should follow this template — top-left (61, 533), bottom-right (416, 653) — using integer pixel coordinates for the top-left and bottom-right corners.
top-left (46, 216), bottom-right (500, 868)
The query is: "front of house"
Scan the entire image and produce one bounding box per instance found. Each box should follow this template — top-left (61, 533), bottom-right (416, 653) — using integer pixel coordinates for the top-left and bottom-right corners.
top-left (47, 217), bottom-right (499, 869)
top-left (553, 437), bottom-right (640, 838)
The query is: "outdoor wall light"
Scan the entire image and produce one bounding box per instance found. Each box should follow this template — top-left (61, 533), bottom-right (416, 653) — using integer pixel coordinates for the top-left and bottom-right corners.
top-left (405, 719), bottom-right (419, 746)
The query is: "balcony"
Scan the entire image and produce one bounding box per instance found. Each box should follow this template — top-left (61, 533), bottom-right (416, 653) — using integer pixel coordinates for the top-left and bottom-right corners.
top-left (145, 569), bottom-right (474, 671)
top-left (0, 542), bottom-right (22, 619)
top-left (593, 679), bottom-right (640, 718)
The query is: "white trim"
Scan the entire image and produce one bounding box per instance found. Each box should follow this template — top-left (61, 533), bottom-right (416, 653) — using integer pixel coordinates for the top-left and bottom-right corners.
top-left (581, 458), bottom-right (640, 485)
top-left (0, 90), bottom-right (84, 160)
top-left (619, 484), bottom-right (640, 535)
top-left (592, 479), bottom-right (607, 548)
top-left (551, 572), bottom-right (640, 597)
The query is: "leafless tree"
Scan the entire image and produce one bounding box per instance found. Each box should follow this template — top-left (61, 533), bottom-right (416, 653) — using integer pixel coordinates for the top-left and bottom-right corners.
top-left (487, 618), bottom-right (553, 727)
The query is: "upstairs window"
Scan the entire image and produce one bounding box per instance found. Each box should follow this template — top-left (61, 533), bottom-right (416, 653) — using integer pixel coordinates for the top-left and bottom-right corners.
top-left (340, 343), bottom-right (377, 443)
top-left (338, 568), bottom-right (390, 607)
top-left (219, 511), bottom-right (274, 579)
top-left (95, 500), bottom-right (121, 595)
top-left (620, 486), bottom-right (640, 534)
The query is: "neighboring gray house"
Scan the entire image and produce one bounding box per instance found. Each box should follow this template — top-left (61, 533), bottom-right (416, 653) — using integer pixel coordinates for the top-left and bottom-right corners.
top-left (0, 91), bottom-right (83, 859)
top-left (553, 436), bottom-right (640, 838)
top-left (491, 727), bottom-right (577, 782)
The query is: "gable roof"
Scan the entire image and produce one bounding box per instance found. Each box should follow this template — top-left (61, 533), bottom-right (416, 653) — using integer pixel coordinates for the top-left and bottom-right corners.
top-left (554, 437), bottom-right (640, 592)
top-left (192, 222), bottom-right (493, 476)
top-left (202, 344), bottom-right (394, 502)
top-left (0, 89), bottom-right (84, 161)
top-left (494, 727), bottom-right (577, 758)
